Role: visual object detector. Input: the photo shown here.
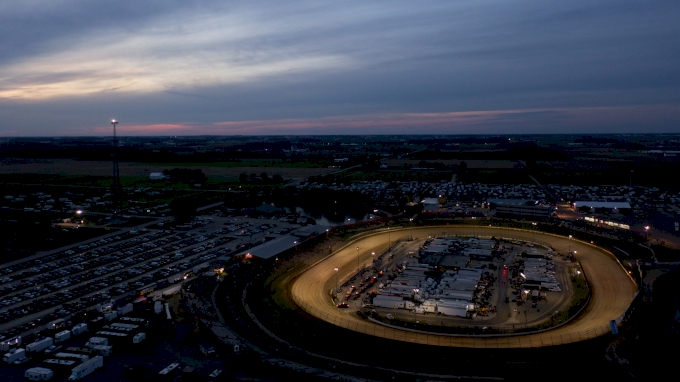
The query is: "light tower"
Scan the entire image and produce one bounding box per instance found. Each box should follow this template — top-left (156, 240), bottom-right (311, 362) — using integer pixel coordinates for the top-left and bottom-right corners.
top-left (111, 119), bottom-right (122, 212)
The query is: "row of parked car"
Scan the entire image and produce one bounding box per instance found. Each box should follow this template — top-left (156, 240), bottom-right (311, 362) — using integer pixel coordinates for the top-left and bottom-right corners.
top-left (0, 226), bottom-right (235, 336)
top-left (0, 231), bottom-right (174, 310)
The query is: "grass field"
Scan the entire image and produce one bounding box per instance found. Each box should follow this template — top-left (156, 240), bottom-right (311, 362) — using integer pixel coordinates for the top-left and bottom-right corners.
top-left (0, 159), bottom-right (334, 180)
top-left (340, 171), bottom-right (453, 182)
top-left (161, 159), bottom-right (325, 168)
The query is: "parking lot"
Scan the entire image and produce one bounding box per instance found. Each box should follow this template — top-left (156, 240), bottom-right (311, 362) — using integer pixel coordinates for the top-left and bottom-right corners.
top-left (0, 213), bottom-right (301, 341)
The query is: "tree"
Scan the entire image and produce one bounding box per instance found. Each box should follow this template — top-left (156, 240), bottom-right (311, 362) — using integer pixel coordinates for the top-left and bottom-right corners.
top-left (260, 172), bottom-right (269, 182)
top-left (170, 195), bottom-right (201, 222)
top-left (239, 172), bottom-right (248, 183)
top-left (272, 174), bottom-right (284, 183)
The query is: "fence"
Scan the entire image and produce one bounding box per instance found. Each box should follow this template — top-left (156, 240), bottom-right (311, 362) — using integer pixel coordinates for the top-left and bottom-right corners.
top-left (288, 225), bottom-right (631, 347)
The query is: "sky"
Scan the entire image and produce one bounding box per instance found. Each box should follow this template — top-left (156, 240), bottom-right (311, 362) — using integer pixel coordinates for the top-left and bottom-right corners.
top-left (1, 0), bottom-right (679, 136)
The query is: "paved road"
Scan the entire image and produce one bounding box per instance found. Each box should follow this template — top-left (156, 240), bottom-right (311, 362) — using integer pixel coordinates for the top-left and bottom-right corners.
top-left (291, 226), bottom-right (637, 348)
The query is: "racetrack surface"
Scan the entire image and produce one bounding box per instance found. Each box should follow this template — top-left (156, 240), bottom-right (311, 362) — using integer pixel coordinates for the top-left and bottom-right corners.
top-left (291, 226), bottom-right (637, 348)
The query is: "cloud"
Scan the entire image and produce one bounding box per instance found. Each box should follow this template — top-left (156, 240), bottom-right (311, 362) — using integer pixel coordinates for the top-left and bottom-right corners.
top-left (1, 1), bottom-right (680, 134)
top-left (43, 105), bottom-right (679, 136)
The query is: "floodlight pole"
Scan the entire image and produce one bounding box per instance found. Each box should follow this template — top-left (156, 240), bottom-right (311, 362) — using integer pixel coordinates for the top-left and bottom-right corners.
top-left (111, 119), bottom-right (122, 212)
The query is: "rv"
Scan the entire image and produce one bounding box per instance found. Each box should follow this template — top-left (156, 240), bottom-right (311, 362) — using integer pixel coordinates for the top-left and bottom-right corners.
top-left (159, 362), bottom-right (180, 376)
top-left (55, 353), bottom-right (90, 363)
top-left (3, 348), bottom-right (26, 363)
top-left (55, 330), bottom-right (71, 344)
top-left (92, 345), bottom-right (112, 356)
top-left (24, 367), bottom-right (54, 381)
top-left (27, 338), bottom-right (54, 353)
top-left (68, 355), bottom-right (103, 380)
top-left (132, 333), bottom-right (146, 344)
top-left (71, 324), bottom-right (88, 336)
top-left (118, 317), bottom-right (148, 326)
top-left (65, 348), bottom-right (96, 357)
top-left (85, 337), bottom-right (108, 348)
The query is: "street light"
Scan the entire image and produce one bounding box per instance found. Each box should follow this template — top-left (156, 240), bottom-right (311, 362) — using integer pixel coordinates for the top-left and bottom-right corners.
top-left (371, 251), bottom-right (375, 265)
top-left (568, 235), bottom-right (572, 255)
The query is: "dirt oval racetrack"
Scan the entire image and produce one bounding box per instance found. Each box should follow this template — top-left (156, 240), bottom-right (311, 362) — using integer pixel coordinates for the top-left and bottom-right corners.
top-left (290, 226), bottom-right (637, 348)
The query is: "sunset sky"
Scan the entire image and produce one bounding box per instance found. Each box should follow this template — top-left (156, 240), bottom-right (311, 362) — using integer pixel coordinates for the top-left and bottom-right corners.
top-left (2, 1), bottom-right (679, 136)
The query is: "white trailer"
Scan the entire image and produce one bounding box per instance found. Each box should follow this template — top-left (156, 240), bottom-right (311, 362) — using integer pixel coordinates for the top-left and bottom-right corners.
top-left (45, 359), bottom-right (78, 368)
top-left (24, 367), bottom-right (54, 381)
top-left (133, 333), bottom-right (146, 344)
top-left (373, 295), bottom-right (407, 309)
top-left (55, 330), bottom-right (71, 343)
top-left (102, 325), bottom-right (135, 333)
top-left (436, 299), bottom-right (470, 317)
top-left (159, 363), bottom-right (180, 375)
top-left (92, 345), bottom-right (112, 356)
top-left (55, 353), bottom-right (89, 363)
top-left (68, 355), bottom-right (103, 380)
top-left (71, 323), bottom-right (88, 336)
top-left (96, 331), bottom-right (129, 343)
top-left (422, 300), bottom-right (438, 313)
top-left (27, 337), bottom-right (54, 353)
top-left (118, 317), bottom-right (148, 326)
top-left (379, 289), bottom-right (414, 297)
top-left (3, 348), bottom-right (26, 363)
top-left (104, 311), bottom-right (118, 321)
top-left (0, 336), bottom-right (21, 351)
top-left (154, 300), bottom-right (162, 314)
top-left (85, 337), bottom-right (108, 348)
top-left (110, 323), bottom-right (139, 330)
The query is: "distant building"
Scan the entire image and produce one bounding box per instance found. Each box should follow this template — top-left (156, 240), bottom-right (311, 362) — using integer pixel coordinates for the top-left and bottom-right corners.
top-left (149, 172), bottom-right (166, 180)
top-left (253, 204), bottom-right (284, 216)
top-left (488, 199), bottom-right (553, 219)
top-left (334, 158), bottom-right (349, 163)
top-left (421, 198), bottom-right (441, 211)
top-left (573, 201), bottom-right (632, 215)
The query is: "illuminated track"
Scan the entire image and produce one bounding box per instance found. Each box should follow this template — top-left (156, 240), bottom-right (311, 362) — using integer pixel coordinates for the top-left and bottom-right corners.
top-left (290, 226), bottom-right (637, 348)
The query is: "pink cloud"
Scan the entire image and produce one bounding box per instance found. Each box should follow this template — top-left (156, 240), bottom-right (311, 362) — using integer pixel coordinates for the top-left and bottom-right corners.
top-left (64, 105), bottom-right (680, 136)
